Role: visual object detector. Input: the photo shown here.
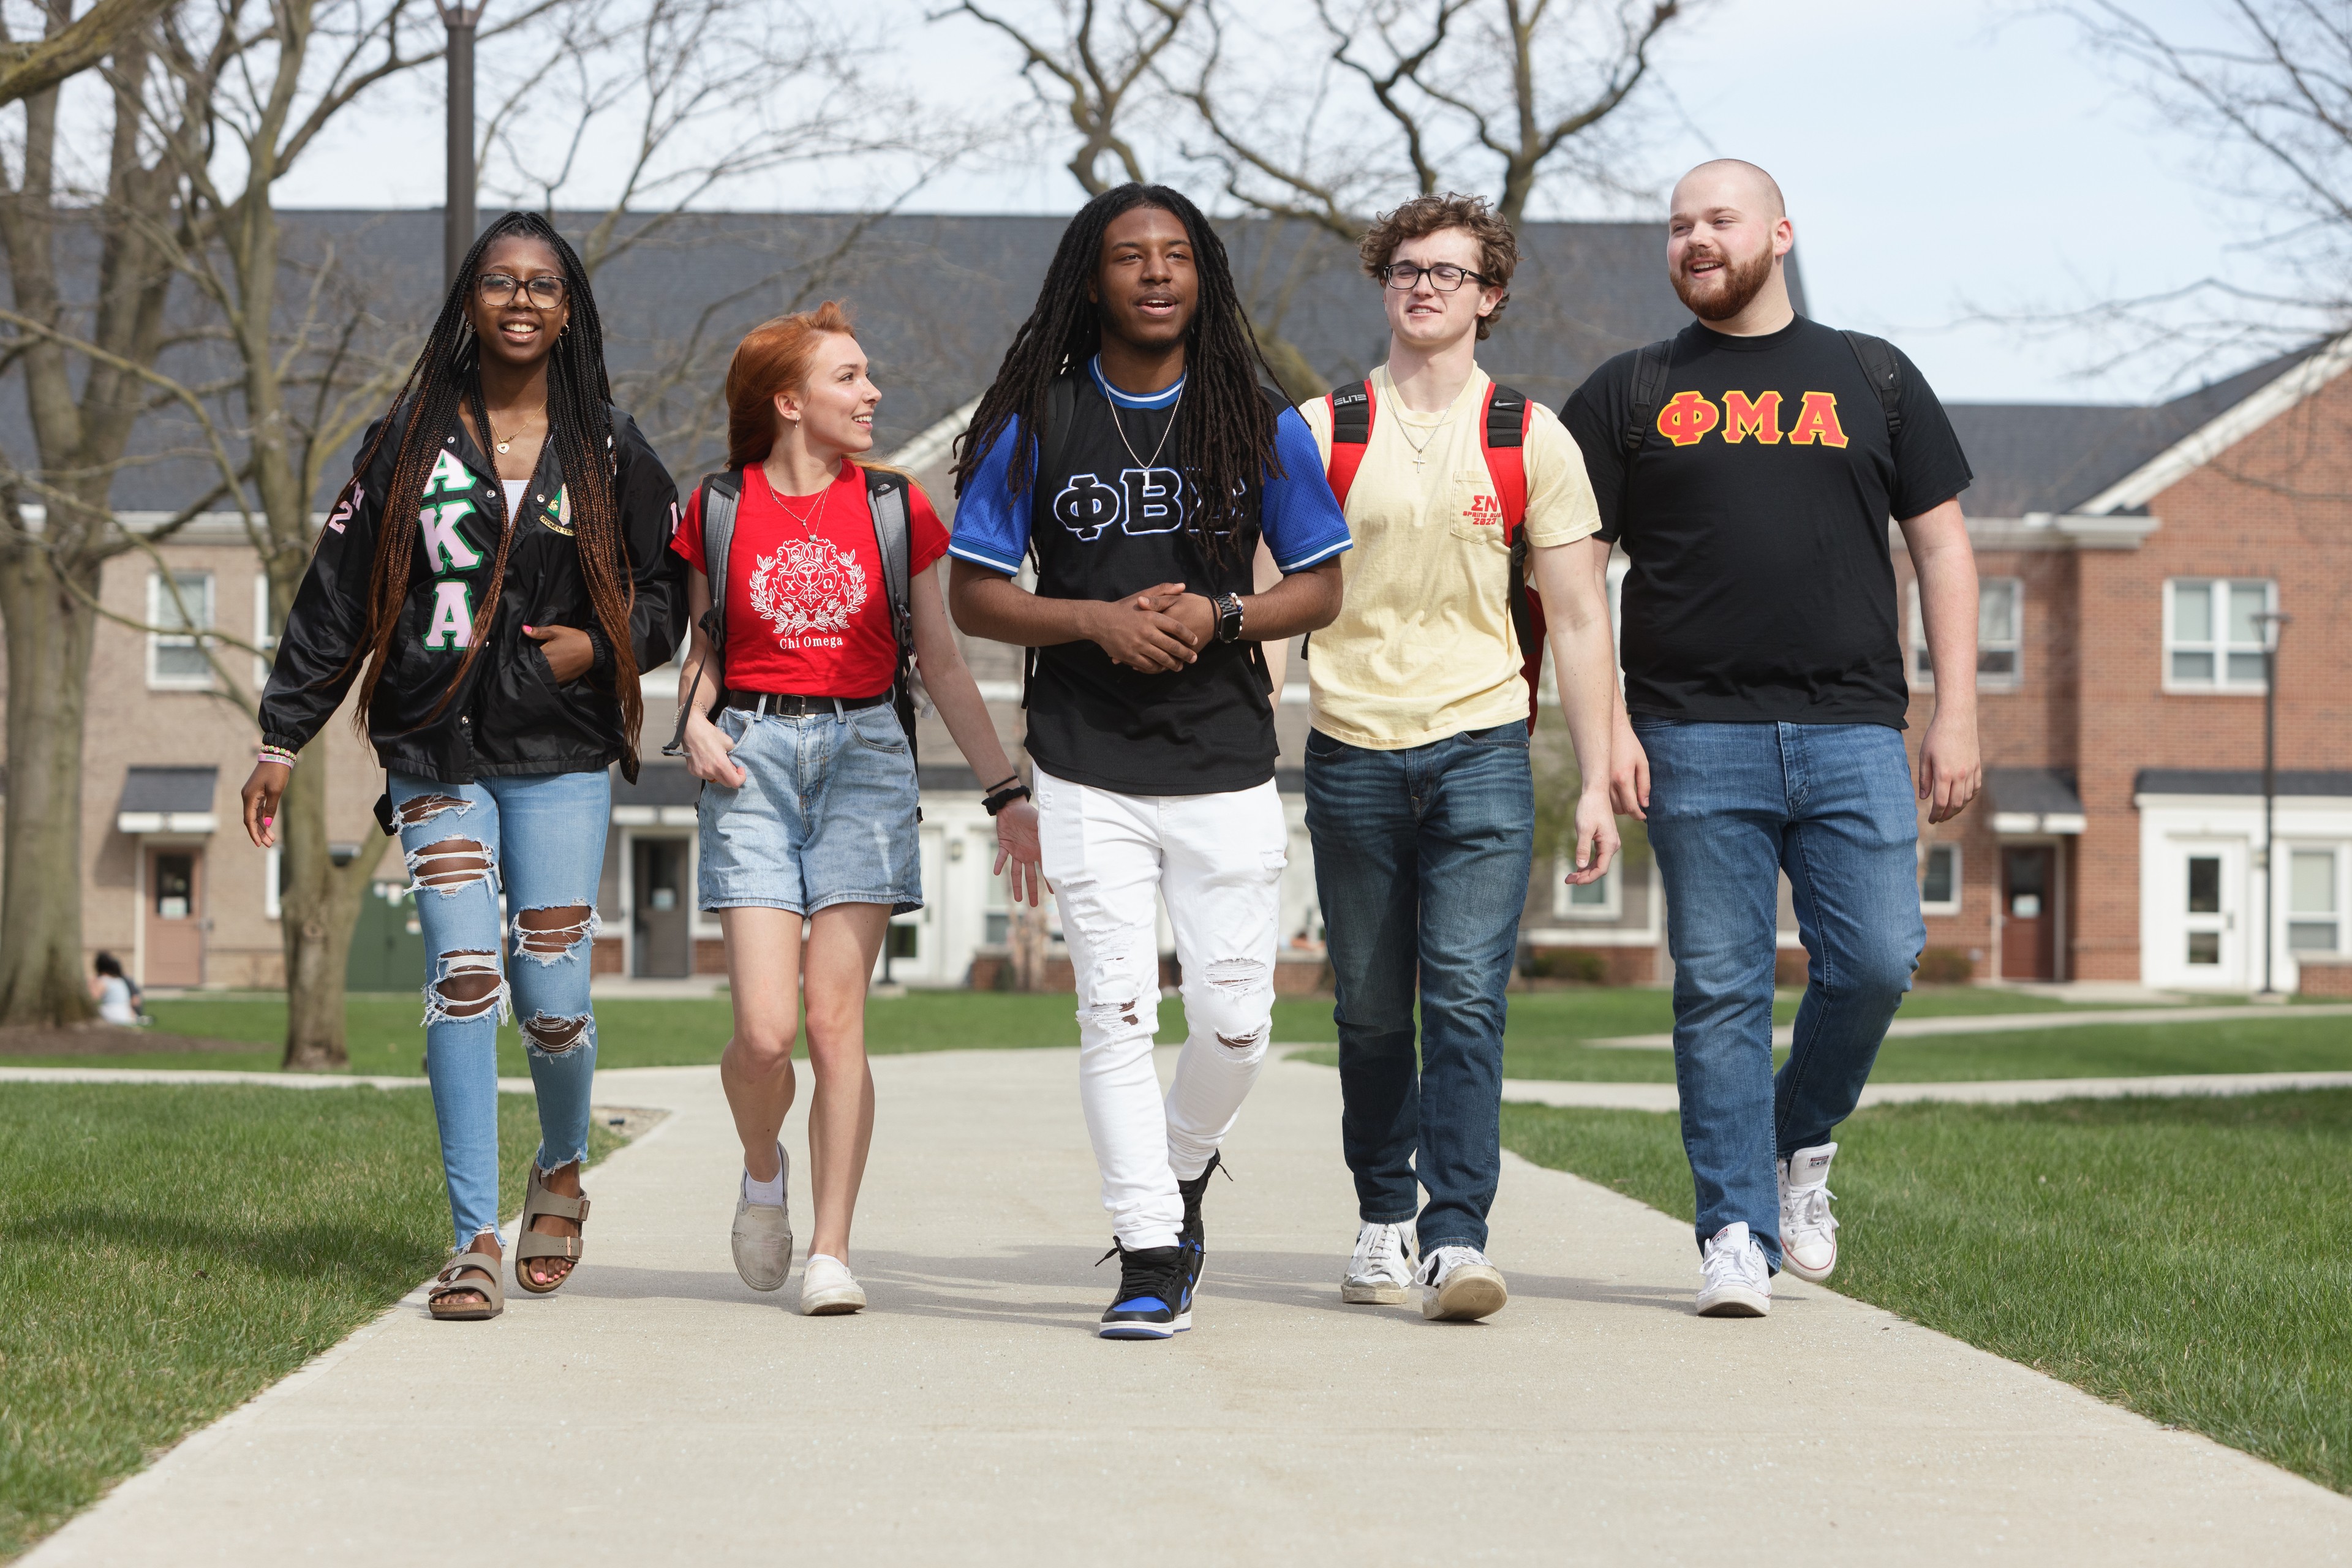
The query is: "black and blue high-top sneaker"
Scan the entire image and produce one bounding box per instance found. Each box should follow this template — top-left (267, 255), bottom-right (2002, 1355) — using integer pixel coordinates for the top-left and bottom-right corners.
top-left (1095, 1240), bottom-right (1191, 1340)
top-left (1175, 1151), bottom-right (1225, 1306)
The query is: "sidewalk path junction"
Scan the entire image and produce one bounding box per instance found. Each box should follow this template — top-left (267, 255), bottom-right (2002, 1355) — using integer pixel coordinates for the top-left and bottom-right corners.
top-left (22, 1049), bottom-right (2351, 1566)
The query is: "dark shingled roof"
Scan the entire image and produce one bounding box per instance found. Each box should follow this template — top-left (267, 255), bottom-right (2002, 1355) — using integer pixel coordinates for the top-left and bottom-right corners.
top-left (118, 765), bottom-right (219, 815)
top-left (1945, 347), bottom-right (2322, 518)
top-left (1987, 767), bottom-right (2083, 817)
top-left (2135, 769), bottom-right (2352, 797)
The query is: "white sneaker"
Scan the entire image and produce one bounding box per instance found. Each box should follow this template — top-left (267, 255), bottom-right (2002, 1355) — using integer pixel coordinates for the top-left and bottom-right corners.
top-left (1341, 1221), bottom-right (1416, 1305)
top-left (1695, 1221), bottom-right (1771, 1317)
top-left (1415, 1245), bottom-right (1509, 1322)
top-left (729, 1146), bottom-right (793, 1292)
top-left (801, 1253), bottom-right (867, 1316)
top-left (1778, 1141), bottom-right (1840, 1283)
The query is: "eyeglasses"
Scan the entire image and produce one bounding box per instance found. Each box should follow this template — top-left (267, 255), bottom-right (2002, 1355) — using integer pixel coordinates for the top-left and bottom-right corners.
top-left (477, 273), bottom-right (568, 309)
top-left (1378, 262), bottom-right (1490, 293)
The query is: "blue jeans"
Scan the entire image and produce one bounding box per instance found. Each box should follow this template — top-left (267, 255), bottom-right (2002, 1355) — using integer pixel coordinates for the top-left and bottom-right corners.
top-left (1635, 720), bottom-right (1923, 1270)
top-left (390, 769), bottom-right (609, 1247)
top-left (697, 701), bottom-right (922, 915)
top-left (1305, 723), bottom-right (1533, 1254)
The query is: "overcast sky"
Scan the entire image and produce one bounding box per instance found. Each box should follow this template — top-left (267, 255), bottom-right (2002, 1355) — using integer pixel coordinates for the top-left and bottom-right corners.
top-left (285, 0), bottom-right (2267, 406)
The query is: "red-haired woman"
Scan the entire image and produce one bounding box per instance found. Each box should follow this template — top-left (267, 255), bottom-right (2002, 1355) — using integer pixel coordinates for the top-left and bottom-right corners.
top-left (239, 211), bottom-right (686, 1321)
top-left (673, 301), bottom-right (1042, 1315)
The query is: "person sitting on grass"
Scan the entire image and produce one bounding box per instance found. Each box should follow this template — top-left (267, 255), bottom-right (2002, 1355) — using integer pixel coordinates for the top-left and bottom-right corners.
top-left (670, 302), bottom-right (1043, 1317)
top-left (89, 952), bottom-right (146, 1027)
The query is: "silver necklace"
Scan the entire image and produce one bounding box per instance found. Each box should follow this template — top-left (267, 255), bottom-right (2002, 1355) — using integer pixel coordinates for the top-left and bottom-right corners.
top-left (1395, 408), bottom-right (1452, 472)
top-left (1107, 382), bottom-right (1183, 471)
top-left (761, 465), bottom-right (829, 537)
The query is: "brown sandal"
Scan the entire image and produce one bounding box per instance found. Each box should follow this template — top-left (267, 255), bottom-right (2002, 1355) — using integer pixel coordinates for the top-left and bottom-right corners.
top-left (429, 1248), bottom-right (505, 1321)
top-left (513, 1166), bottom-right (590, 1295)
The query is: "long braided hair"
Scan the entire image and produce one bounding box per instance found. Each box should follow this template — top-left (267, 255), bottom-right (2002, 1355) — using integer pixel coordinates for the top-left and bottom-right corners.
top-left (952, 183), bottom-right (1282, 565)
top-left (331, 211), bottom-right (647, 780)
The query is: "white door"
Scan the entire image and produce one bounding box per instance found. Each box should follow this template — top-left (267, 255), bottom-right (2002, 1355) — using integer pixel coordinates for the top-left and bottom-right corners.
top-left (882, 824), bottom-right (948, 986)
top-left (2163, 839), bottom-right (2247, 991)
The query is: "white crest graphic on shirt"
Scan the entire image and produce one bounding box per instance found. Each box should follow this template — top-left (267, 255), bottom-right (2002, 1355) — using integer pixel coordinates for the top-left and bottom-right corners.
top-left (748, 537), bottom-right (868, 644)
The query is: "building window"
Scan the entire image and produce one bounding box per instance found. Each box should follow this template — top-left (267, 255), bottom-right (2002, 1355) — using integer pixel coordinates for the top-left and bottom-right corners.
top-left (148, 571), bottom-right (215, 688)
top-left (2290, 848), bottom-right (2341, 954)
top-left (1551, 856), bottom-right (1619, 920)
top-left (981, 836), bottom-right (1009, 946)
top-left (1910, 578), bottom-right (2020, 690)
top-left (2165, 578), bottom-right (2274, 693)
top-left (1920, 842), bottom-right (1961, 914)
top-left (253, 572), bottom-right (279, 688)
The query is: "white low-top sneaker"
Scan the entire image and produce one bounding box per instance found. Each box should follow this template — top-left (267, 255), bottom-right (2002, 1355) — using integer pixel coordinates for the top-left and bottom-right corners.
top-left (1415, 1245), bottom-right (1509, 1322)
top-left (1778, 1141), bottom-right (1840, 1283)
top-left (1341, 1221), bottom-right (1416, 1305)
top-left (729, 1147), bottom-right (793, 1292)
top-left (1695, 1221), bottom-right (1771, 1317)
top-left (801, 1253), bottom-right (867, 1316)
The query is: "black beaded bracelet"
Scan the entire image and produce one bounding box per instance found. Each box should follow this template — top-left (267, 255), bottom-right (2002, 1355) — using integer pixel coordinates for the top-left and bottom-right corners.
top-left (982, 783), bottom-right (1031, 817)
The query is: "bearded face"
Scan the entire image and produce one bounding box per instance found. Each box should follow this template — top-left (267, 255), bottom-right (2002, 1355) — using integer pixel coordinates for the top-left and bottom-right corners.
top-left (1672, 232), bottom-right (1777, 322)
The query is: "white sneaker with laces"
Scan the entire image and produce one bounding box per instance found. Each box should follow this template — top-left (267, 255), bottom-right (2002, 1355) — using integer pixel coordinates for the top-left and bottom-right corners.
top-left (1695, 1221), bottom-right (1771, 1317)
top-left (801, 1253), bottom-right (867, 1316)
top-left (1778, 1141), bottom-right (1840, 1283)
top-left (1415, 1245), bottom-right (1509, 1322)
top-left (1341, 1221), bottom-right (1416, 1305)
top-left (729, 1145), bottom-right (793, 1292)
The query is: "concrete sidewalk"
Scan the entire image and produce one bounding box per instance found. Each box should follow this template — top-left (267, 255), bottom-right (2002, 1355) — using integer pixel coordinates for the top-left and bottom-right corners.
top-left (24, 1050), bottom-right (2350, 1566)
top-left (1583, 1001), bottom-right (2352, 1049)
top-left (1492, 1068), bottom-right (2352, 1113)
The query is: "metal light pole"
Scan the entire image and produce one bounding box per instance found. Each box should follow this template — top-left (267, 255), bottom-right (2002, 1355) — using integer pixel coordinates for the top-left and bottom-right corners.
top-left (439, 4), bottom-right (484, 289)
top-left (2254, 609), bottom-right (2293, 1000)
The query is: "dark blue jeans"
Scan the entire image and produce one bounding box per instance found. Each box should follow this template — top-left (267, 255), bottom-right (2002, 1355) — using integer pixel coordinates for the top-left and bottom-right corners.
top-left (1637, 719), bottom-right (1924, 1270)
top-left (1305, 723), bottom-right (1533, 1254)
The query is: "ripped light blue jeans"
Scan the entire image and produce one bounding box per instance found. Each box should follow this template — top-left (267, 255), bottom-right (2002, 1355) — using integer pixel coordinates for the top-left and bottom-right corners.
top-left (390, 769), bottom-right (608, 1246)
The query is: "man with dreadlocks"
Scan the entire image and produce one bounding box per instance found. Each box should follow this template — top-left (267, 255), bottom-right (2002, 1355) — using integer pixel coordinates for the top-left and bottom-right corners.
top-left (949, 183), bottom-right (1352, 1341)
top-left (240, 212), bottom-right (687, 1322)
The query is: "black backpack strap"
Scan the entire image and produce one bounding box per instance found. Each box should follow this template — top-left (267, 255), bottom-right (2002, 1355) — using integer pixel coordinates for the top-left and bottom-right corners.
top-left (864, 466), bottom-right (920, 767)
top-left (662, 470), bottom-right (742, 757)
top-left (1839, 330), bottom-right (1905, 444)
top-left (1485, 382), bottom-right (1529, 450)
top-left (1616, 339), bottom-right (1675, 537)
top-left (1329, 379), bottom-right (1373, 445)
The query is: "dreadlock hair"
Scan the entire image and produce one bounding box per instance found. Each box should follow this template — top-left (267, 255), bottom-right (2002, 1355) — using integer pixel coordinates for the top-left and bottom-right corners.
top-left (951, 183), bottom-right (1282, 565)
top-left (329, 210), bottom-right (649, 782)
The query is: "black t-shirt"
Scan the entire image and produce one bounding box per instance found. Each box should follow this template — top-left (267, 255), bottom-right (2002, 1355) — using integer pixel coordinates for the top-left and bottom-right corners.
top-left (1560, 316), bottom-right (1972, 728)
top-left (950, 367), bottom-right (1351, 795)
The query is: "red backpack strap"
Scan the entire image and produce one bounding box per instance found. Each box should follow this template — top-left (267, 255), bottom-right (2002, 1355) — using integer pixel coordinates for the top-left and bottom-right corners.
top-left (1324, 379), bottom-right (1375, 508)
top-left (1481, 383), bottom-right (1542, 732)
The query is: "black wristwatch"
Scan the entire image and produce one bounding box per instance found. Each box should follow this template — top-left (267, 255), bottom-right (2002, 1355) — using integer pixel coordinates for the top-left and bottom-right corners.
top-left (1213, 592), bottom-right (1245, 644)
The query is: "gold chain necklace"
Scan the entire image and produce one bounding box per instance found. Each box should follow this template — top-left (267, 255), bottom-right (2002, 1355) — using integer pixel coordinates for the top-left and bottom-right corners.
top-left (761, 465), bottom-right (830, 537)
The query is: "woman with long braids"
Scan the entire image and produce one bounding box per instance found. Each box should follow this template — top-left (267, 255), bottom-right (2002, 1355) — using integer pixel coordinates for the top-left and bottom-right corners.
top-left (948, 183), bottom-right (1351, 1340)
top-left (239, 211), bottom-right (686, 1322)
top-left (673, 303), bottom-right (1042, 1317)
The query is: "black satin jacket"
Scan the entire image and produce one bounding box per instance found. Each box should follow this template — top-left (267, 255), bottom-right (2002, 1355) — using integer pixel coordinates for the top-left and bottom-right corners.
top-left (259, 402), bottom-right (686, 783)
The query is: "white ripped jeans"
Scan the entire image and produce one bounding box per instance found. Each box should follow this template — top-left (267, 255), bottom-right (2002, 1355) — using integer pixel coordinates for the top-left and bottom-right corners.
top-left (1035, 766), bottom-right (1287, 1251)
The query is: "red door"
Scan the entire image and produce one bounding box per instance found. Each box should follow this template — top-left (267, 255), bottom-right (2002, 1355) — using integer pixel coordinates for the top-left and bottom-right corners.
top-left (146, 848), bottom-right (205, 987)
top-left (2000, 846), bottom-right (2056, 981)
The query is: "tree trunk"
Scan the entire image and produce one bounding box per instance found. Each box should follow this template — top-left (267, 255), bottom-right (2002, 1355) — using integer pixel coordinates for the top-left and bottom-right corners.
top-left (1255, 328), bottom-right (1325, 405)
top-left (0, 545), bottom-right (100, 1025)
top-left (276, 747), bottom-right (367, 1069)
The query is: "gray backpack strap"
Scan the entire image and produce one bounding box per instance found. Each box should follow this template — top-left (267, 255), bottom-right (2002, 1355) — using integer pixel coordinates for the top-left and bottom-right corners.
top-left (662, 470), bottom-right (742, 757)
top-left (863, 467), bottom-right (919, 767)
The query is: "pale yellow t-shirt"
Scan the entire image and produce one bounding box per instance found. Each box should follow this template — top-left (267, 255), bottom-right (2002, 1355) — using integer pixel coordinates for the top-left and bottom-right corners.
top-left (1301, 364), bottom-right (1602, 749)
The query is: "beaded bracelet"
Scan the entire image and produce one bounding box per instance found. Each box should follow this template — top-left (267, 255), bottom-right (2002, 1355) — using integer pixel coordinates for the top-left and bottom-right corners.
top-left (256, 744), bottom-right (298, 769)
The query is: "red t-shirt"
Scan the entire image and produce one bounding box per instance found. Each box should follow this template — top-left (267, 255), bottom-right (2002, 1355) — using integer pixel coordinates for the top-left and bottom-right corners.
top-left (671, 466), bottom-right (949, 698)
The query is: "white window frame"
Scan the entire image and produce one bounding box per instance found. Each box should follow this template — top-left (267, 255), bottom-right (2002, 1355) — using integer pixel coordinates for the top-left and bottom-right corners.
top-left (2163, 578), bottom-right (2275, 695)
top-left (2286, 843), bottom-right (2345, 957)
top-left (1550, 854), bottom-right (1622, 920)
top-left (252, 571), bottom-right (279, 688)
top-left (1910, 577), bottom-right (2021, 692)
top-left (265, 844), bottom-right (282, 921)
top-left (147, 570), bottom-right (216, 690)
top-left (1920, 841), bottom-right (1962, 915)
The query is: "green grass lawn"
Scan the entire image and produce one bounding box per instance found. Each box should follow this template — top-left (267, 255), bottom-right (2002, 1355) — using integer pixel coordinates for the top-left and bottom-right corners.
top-left (0, 1085), bottom-right (619, 1559)
top-left (1499, 1090), bottom-right (2352, 1494)
top-left (8, 983), bottom-right (2150, 1077)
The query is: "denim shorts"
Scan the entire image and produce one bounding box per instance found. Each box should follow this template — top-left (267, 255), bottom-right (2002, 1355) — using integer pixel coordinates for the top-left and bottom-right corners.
top-left (696, 702), bottom-right (922, 916)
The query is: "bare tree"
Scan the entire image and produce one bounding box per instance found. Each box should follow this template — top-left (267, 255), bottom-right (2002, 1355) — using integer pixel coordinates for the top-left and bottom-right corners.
top-left (942, 0), bottom-right (1194, 195)
top-left (0, 0), bottom-right (173, 107)
top-left (1180, 0), bottom-right (1684, 234)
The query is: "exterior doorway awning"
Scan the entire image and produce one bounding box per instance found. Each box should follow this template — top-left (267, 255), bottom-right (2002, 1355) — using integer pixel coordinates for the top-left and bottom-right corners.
top-left (1987, 767), bottom-right (2085, 835)
top-left (611, 760), bottom-right (698, 827)
top-left (116, 765), bottom-right (219, 834)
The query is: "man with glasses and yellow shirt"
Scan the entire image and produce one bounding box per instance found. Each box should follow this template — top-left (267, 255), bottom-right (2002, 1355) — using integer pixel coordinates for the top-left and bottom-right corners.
top-left (1300, 194), bottom-right (1620, 1321)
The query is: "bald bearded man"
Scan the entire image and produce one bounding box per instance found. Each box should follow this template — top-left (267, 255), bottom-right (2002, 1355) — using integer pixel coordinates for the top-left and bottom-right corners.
top-left (1561, 160), bottom-right (1983, 1316)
